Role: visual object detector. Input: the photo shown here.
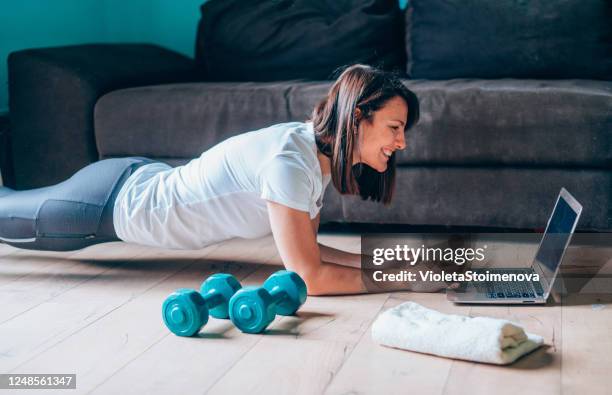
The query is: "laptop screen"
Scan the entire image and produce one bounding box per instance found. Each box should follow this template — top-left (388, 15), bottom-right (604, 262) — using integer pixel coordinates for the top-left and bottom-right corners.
top-left (534, 193), bottom-right (579, 279)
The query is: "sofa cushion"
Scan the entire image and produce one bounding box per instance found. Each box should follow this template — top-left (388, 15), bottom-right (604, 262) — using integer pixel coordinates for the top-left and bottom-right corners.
top-left (95, 82), bottom-right (299, 159)
top-left (195, 0), bottom-right (406, 81)
top-left (337, 167), bottom-right (611, 231)
top-left (398, 79), bottom-right (612, 168)
top-left (407, 0), bottom-right (612, 80)
top-left (95, 79), bottom-right (612, 168)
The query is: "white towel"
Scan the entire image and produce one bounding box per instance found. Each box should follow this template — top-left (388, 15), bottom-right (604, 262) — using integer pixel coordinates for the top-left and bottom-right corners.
top-left (371, 302), bottom-right (544, 365)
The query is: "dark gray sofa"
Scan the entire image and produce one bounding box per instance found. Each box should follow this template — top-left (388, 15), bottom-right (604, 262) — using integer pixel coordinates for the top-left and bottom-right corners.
top-left (6, 5), bottom-right (612, 231)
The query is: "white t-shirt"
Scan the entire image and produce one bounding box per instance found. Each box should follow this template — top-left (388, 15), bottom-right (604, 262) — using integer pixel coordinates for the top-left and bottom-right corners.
top-left (113, 121), bottom-right (332, 249)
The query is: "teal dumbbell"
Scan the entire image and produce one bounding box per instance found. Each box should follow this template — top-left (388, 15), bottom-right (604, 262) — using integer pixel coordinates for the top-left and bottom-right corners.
top-left (228, 270), bottom-right (307, 334)
top-left (162, 273), bottom-right (241, 337)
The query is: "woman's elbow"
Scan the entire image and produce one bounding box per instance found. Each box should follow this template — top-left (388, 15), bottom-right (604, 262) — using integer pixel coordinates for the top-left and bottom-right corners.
top-left (296, 268), bottom-right (328, 296)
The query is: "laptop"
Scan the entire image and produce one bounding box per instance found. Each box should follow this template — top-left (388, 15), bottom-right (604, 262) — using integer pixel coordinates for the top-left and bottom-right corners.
top-left (446, 188), bottom-right (582, 304)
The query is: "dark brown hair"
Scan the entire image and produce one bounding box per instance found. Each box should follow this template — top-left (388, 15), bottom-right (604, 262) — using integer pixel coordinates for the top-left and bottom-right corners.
top-left (311, 64), bottom-right (420, 205)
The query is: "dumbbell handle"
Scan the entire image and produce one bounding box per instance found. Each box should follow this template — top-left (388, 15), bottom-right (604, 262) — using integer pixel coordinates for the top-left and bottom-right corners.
top-left (267, 285), bottom-right (289, 306)
top-left (201, 289), bottom-right (225, 309)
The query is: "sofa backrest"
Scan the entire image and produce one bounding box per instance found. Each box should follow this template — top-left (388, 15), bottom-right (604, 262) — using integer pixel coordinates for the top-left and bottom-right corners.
top-left (195, 0), bottom-right (406, 81)
top-left (406, 0), bottom-right (612, 80)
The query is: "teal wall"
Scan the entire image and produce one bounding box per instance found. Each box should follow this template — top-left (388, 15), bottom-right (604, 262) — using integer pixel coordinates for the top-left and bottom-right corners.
top-left (0, 0), bottom-right (203, 114)
top-left (1, 0), bottom-right (408, 114)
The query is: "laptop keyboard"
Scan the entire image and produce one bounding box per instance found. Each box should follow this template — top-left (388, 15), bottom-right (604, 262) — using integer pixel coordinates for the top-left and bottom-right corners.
top-left (470, 268), bottom-right (545, 299)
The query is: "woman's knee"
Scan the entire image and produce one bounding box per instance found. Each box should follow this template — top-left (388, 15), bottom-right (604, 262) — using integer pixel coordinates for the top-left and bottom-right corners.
top-left (0, 189), bottom-right (42, 241)
top-left (0, 187), bottom-right (111, 251)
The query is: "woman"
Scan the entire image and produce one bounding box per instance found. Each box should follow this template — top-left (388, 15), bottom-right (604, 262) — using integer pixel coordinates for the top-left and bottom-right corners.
top-left (0, 64), bottom-right (440, 295)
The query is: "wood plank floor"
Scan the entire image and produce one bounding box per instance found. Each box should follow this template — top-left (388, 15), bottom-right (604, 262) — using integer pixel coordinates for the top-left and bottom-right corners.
top-left (0, 233), bottom-right (611, 395)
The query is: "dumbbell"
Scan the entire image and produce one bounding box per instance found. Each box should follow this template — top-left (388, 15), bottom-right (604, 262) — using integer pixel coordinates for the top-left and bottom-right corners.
top-left (162, 273), bottom-right (241, 337)
top-left (228, 270), bottom-right (307, 334)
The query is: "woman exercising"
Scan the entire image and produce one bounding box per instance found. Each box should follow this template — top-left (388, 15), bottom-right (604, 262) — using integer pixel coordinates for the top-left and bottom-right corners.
top-left (0, 64), bottom-right (449, 295)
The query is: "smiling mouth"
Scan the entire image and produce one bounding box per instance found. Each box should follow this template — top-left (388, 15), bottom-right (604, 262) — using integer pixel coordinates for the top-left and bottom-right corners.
top-left (381, 148), bottom-right (393, 160)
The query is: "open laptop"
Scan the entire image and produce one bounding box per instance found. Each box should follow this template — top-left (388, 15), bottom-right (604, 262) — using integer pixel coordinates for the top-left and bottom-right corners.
top-left (447, 188), bottom-right (582, 304)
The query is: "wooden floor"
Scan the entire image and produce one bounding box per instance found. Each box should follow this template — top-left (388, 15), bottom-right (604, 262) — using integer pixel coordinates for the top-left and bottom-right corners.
top-left (1, 232), bottom-right (611, 395)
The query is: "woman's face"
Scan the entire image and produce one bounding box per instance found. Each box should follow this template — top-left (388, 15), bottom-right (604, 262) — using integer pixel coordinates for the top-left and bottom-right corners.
top-left (354, 96), bottom-right (409, 172)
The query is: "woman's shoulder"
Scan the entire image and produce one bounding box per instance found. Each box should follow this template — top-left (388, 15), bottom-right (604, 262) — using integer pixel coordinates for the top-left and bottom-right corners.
top-left (267, 121), bottom-right (317, 161)
top-left (265, 121), bottom-right (312, 140)
top-left (258, 122), bottom-right (320, 183)
top-left (217, 121), bottom-right (321, 181)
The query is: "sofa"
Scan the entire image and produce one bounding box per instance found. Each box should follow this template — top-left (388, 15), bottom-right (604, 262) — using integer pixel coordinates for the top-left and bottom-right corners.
top-left (6, 0), bottom-right (612, 231)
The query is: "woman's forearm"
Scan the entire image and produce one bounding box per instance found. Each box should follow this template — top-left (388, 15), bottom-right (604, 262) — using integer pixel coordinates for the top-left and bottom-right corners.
top-left (306, 260), bottom-right (424, 296)
top-left (303, 258), bottom-right (451, 296)
top-left (311, 243), bottom-right (415, 295)
top-left (305, 262), bottom-right (367, 295)
top-left (317, 242), bottom-right (363, 268)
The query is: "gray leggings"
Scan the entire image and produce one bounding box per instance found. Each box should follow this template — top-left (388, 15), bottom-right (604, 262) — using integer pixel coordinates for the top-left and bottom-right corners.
top-left (0, 157), bottom-right (157, 251)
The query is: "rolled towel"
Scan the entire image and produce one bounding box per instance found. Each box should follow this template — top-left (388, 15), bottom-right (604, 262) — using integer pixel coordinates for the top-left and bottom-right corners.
top-left (371, 302), bottom-right (544, 365)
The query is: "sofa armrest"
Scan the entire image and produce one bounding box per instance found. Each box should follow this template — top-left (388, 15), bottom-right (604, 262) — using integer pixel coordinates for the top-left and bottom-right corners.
top-left (8, 43), bottom-right (199, 189)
